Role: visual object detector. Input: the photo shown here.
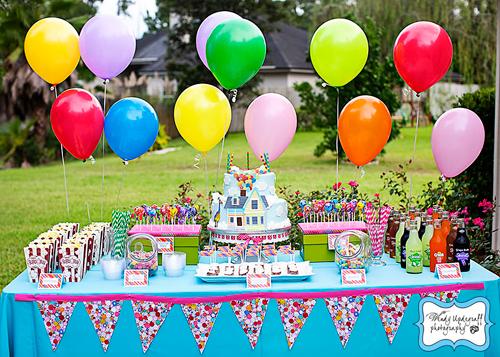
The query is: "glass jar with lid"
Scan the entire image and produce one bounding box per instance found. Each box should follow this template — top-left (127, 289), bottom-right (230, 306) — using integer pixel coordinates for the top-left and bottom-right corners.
top-left (126, 233), bottom-right (158, 276)
top-left (334, 230), bottom-right (372, 271)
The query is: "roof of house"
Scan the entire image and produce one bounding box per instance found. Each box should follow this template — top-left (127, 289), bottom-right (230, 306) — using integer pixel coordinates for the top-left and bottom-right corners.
top-left (131, 22), bottom-right (313, 75)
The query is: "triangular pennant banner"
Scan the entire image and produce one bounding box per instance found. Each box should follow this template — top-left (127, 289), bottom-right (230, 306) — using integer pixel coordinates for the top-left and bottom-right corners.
top-left (373, 294), bottom-right (411, 344)
top-left (276, 298), bottom-right (316, 349)
top-left (181, 302), bottom-right (222, 354)
top-left (324, 296), bottom-right (366, 348)
top-left (84, 300), bottom-right (123, 352)
top-left (36, 301), bottom-right (76, 351)
top-left (132, 300), bottom-right (172, 353)
top-left (419, 290), bottom-right (460, 303)
top-left (230, 298), bottom-right (269, 349)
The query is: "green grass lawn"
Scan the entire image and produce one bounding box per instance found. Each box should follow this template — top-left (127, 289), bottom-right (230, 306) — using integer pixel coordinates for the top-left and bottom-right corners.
top-left (0, 126), bottom-right (439, 289)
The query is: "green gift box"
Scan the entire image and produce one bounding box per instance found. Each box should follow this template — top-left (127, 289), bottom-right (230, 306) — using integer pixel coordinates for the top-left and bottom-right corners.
top-left (173, 236), bottom-right (200, 265)
top-left (128, 224), bottom-right (201, 265)
top-left (298, 222), bottom-right (367, 262)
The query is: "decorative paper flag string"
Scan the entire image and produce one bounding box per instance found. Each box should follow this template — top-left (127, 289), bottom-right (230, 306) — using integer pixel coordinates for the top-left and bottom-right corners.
top-left (230, 298), bottom-right (269, 349)
top-left (51, 85), bottom-right (70, 217)
top-left (408, 93), bottom-right (421, 204)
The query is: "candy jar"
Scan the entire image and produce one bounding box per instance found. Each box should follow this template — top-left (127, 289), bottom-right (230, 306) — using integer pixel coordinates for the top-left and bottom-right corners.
top-left (126, 233), bottom-right (158, 276)
top-left (334, 230), bottom-right (372, 271)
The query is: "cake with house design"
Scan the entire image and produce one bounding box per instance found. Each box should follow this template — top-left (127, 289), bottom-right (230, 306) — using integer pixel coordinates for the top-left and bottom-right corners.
top-left (208, 154), bottom-right (291, 244)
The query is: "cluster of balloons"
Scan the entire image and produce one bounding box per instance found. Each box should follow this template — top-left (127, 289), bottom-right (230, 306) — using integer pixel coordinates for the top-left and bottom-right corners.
top-left (197, 11), bottom-right (266, 90)
top-left (176, 12), bottom-right (296, 161)
top-left (308, 18), bottom-right (483, 177)
top-left (25, 16), bottom-right (158, 162)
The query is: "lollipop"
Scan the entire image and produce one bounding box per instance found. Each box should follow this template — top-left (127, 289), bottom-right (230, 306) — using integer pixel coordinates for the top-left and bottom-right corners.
top-left (135, 206), bottom-right (145, 222)
top-left (160, 204), bottom-right (169, 223)
top-left (178, 206), bottom-right (187, 224)
top-left (299, 199), bottom-right (307, 209)
top-left (324, 202), bottom-right (333, 214)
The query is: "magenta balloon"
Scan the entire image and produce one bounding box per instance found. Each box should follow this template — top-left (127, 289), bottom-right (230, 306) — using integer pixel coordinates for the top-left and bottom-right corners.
top-left (244, 93), bottom-right (297, 162)
top-left (79, 14), bottom-right (136, 79)
top-left (431, 108), bottom-right (485, 178)
top-left (196, 11), bottom-right (240, 68)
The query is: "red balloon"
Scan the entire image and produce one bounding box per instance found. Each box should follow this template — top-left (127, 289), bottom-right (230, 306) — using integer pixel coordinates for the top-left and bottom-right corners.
top-left (50, 88), bottom-right (104, 160)
top-left (393, 21), bottom-right (453, 93)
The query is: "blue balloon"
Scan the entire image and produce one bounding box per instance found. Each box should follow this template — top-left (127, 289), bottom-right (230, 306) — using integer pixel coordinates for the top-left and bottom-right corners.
top-left (104, 97), bottom-right (159, 161)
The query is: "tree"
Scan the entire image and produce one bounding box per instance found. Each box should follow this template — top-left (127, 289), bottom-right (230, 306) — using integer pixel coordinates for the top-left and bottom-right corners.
top-left (294, 16), bottom-right (403, 158)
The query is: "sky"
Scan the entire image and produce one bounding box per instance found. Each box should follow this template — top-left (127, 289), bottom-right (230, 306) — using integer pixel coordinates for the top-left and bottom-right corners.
top-left (97, 0), bottom-right (158, 38)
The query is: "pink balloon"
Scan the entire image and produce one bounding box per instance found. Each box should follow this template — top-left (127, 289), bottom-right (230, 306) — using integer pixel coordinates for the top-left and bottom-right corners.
top-left (244, 93), bottom-right (297, 162)
top-left (431, 108), bottom-right (485, 178)
top-left (196, 11), bottom-right (240, 69)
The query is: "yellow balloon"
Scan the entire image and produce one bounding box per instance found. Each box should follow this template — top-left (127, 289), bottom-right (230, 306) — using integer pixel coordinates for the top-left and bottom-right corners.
top-left (174, 84), bottom-right (231, 153)
top-left (24, 18), bottom-right (80, 85)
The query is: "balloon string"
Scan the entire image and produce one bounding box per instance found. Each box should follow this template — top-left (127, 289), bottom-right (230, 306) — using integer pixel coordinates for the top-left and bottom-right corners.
top-left (408, 92), bottom-right (421, 205)
top-left (100, 79), bottom-right (108, 221)
top-left (215, 134), bottom-right (226, 189)
top-left (86, 202), bottom-right (91, 224)
top-left (52, 85), bottom-right (70, 217)
top-left (204, 153), bottom-right (210, 212)
top-left (193, 153), bottom-right (201, 169)
top-left (115, 163), bottom-right (126, 208)
top-left (336, 87), bottom-right (340, 186)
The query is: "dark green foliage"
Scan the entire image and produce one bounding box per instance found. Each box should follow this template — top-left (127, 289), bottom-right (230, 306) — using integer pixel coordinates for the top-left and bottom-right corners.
top-left (294, 17), bottom-right (403, 158)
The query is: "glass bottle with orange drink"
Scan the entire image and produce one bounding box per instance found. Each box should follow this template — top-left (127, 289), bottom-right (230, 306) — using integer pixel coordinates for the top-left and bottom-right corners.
top-left (430, 219), bottom-right (447, 272)
top-left (441, 211), bottom-right (451, 238)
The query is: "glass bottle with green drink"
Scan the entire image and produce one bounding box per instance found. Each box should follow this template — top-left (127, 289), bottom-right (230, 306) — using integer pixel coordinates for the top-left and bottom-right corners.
top-left (400, 218), bottom-right (411, 268)
top-left (421, 215), bottom-right (434, 267)
top-left (395, 214), bottom-right (406, 263)
top-left (406, 220), bottom-right (423, 273)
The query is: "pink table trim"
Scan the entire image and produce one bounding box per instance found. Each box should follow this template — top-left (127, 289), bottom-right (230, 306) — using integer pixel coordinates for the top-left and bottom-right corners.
top-left (298, 221), bottom-right (367, 234)
top-left (128, 224), bottom-right (201, 237)
top-left (15, 282), bottom-right (483, 304)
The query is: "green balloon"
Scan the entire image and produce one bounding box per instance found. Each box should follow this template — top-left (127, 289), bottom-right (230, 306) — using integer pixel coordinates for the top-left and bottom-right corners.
top-left (310, 19), bottom-right (369, 87)
top-left (206, 19), bottom-right (266, 90)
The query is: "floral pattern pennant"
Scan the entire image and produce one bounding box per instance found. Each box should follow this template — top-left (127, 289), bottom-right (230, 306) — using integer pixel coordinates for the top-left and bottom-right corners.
top-left (230, 298), bottom-right (269, 349)
top-left (324, 296), bottom-right (365, 348)
top-left (419, 290), bottom-right (460, 303)
top-left (132, 300), bottom-right (172, 353)
top-left (181, 302), bottom-right (222, 354)
top-left (36, 301), bottom-right (76, 351)
top-left (373, 294), bottom-right (411, 344)
top-left (84, 300), bottom-right (123, 352)
top-left (276, 298), bottom-right (316, 349)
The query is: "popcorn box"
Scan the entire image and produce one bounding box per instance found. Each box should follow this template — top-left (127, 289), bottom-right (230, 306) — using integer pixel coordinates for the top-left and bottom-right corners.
top-left (68, 234), bottom-right (94, 272)
top-left (59, 244), bottom-right (86, 282)
top-left (24, 245), bottom-right (51, 283)
top-left (80, 230), bottom-right (102, 265)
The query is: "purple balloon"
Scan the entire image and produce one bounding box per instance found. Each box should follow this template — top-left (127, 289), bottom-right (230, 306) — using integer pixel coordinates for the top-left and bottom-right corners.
top-left (431, 108), bottom-right (485, 178)
top-left (79, 14), bottom-right (136, 80)
top-left (196, 11), bottom-right (240, 68)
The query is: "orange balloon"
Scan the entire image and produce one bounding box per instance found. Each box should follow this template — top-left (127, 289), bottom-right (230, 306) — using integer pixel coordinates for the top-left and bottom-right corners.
top-left (338, 95), bottom-right (392, 166)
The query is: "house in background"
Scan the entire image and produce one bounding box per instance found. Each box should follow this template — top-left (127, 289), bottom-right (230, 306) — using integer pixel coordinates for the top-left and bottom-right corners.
top-left (128, 22), bottom-right (318, 135)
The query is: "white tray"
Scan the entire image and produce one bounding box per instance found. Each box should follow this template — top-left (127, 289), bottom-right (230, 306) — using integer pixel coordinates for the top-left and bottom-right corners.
top-left (195, 261), bottom-right (314, 283)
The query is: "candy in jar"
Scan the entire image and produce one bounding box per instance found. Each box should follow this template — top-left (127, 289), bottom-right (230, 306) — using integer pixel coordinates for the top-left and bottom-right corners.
top-left (126, 233), bottom-right (158, 276)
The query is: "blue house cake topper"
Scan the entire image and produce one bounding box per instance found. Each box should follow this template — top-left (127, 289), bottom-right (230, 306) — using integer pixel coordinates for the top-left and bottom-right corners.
top-left (208, 153), bottom-right (291, 240)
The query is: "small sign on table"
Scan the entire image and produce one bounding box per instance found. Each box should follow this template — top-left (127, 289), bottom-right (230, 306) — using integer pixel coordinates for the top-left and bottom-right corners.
top-left (436, 263), bottom-right (462, 280)
top-left (246, 273), bottom-right (271, 289)
top-left (341, 269), bottom-right (366, 286)
top-left (157, 236), bottom-right (174, 254)
top-left (38, 273), bottom-right (63, 290)
top-left (124, 269), bottom-right (149, 287)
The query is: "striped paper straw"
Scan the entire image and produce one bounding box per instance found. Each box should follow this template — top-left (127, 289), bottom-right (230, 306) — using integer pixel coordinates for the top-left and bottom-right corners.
top-left (379, 206), bottom-right (392, 226)
top-left (364, 203), bottom-right (374, 224)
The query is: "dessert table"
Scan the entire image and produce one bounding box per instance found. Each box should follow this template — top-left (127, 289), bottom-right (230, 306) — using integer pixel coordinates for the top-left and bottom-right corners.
top-left (1, 257), bottom-right (498, 357)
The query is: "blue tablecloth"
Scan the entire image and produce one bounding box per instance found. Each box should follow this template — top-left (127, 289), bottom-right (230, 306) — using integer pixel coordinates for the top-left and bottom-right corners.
top-left (1, 258), bottom-right (498, 357)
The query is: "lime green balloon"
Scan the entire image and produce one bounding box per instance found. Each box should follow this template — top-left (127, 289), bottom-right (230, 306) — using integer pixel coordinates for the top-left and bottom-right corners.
top-left (310, 19), bottom-right (369, 87)
top-left (206, 19), bottom-right (266, 90)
